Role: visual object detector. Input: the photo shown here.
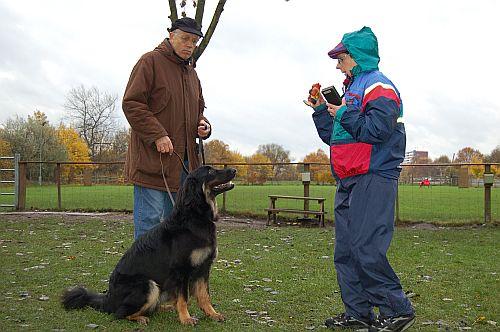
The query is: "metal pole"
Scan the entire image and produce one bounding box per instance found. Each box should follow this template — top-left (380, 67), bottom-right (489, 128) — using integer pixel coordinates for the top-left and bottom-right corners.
top-left (56, 163), bottom-right (62, 210)
top-left (303, 163), bottom-right (310, 214)
top-left (14, 153), bottom-right (20, 209)
top-left (222, 164), bottom-right (227, 213)
top-left (38, 121), bottom-right (46, 186)
top-left (18, 162), bottom-right (27, 211)
top-left (484, 164), bottom-right (492, 224)
top-left (39, 142), bottom-right (42, 186)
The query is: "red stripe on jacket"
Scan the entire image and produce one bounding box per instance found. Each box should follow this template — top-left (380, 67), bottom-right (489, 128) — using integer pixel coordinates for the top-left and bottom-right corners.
top-left (361, 85), bottom-right (401, 112)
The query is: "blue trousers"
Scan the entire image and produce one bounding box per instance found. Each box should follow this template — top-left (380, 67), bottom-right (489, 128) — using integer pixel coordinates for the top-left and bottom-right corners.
top-left (133, 186), bottom-right (176, 240)
top-left (334, 173), bottom-right (414, 320)
top-left (133, 160), bottom-right (188, 240)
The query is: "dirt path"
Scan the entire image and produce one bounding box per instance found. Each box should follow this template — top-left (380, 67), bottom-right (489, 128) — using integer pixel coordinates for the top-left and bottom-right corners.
top-left (0, 211), bottom-right (269, 228)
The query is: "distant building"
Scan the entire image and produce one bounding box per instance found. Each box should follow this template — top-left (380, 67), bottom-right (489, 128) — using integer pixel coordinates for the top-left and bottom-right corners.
top-left (404, 150), bottom-right (428, 164)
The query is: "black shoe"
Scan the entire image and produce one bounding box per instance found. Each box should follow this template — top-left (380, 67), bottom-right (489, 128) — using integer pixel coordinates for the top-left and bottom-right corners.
top-left (368, 314), bottom-right (415, 332)
top-left (325, 313), bottom-right (371, 329)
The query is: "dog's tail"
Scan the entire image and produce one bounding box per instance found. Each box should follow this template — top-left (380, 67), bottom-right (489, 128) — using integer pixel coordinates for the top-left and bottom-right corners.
top-left (61, 286), bottom-right (108, 312)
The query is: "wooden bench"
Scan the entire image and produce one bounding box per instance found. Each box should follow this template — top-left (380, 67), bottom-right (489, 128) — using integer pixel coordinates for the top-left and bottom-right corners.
top-left (265, 195), bottom-right (326, 227)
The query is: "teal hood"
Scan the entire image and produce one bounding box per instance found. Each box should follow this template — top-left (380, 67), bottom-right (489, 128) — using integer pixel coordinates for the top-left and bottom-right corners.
top-left (342, 26), bottom-right (379, 75)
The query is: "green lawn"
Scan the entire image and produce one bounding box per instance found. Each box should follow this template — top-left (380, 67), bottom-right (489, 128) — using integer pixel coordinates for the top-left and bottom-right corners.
top-left (12, 183), bottom-right (500, 225)
top-left (0, 216), bottom-right (498, 331)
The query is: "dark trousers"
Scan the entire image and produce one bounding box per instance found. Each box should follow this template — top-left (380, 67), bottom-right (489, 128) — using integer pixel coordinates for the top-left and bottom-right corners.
top-left (334, 173), bottom-right (414, 320)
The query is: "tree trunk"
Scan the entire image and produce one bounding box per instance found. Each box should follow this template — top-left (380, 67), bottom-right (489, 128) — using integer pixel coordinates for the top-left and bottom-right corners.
top-left (193, 0), bottom-right (227, 61)
top-left (168, 0), bottom-right (178, 21)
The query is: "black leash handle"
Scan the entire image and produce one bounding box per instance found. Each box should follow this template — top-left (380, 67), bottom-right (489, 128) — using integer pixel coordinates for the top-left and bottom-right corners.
top-left (198, 137), bottom-right (206, 165)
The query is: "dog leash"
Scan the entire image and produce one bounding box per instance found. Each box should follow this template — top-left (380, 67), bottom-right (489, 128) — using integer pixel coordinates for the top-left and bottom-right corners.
top-left (159, 150), bottom-right (190, 206)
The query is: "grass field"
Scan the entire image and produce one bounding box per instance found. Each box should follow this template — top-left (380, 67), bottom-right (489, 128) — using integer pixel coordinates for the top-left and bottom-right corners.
top-left (2, 183), bottom-right (498, 225)
top-left (0, 215), bottom-right (498, 331)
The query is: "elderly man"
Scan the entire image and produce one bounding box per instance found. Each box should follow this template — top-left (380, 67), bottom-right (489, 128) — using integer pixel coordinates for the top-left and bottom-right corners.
top-left (308, 27), bottom-right (415, 331)
top-left (123, 17), bottom-right (211, 239)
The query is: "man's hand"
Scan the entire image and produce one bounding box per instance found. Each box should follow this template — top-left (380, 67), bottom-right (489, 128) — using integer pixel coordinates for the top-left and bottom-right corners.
top-left (327, 98), bottom-right (346, 118)
top-left (198, 120), bottom-right (211, 138)
top-left (155, 136), bottom-right (174, 154)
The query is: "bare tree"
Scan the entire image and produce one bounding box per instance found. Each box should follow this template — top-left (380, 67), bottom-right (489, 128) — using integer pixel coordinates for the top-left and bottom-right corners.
top-left (64, 85), bottom-right (118, 160)
top-left (257, 143), bottom-right (291, 180)
top-left (168, 0), bottom-right (227, 61)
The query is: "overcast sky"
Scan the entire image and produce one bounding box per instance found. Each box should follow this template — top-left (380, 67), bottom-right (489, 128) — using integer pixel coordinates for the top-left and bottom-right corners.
top-left (1, 0), bottom-right (499, 161)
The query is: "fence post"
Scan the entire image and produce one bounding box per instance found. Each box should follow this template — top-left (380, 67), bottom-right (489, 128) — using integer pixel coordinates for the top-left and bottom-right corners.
top-left (14, 154), bottom-right (20, 209)
top-left (221, 164), bottom-right (227, 213)
top-left (303, 163), bottom-right (310, 214)
top-left (56, 163), bottom-right (62, 210)
top-left (17, 161), bottom-right (27, 211)
top-left (484, 164), bottom-right (492, 224)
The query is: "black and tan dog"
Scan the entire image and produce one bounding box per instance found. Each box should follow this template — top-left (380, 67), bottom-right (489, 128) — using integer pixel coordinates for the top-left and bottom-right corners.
top-left (61, 165), bottom-right (236, 325)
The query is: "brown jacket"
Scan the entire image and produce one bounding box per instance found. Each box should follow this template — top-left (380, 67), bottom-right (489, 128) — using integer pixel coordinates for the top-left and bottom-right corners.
top-left (123, 40), bottom-right (209, 191)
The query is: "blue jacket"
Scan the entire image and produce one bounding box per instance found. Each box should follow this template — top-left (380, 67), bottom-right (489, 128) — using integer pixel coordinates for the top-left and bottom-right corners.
top-left (312, 27), bottom-right (405, 180)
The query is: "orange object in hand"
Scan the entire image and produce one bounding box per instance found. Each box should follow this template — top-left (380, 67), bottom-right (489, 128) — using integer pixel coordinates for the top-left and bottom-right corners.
top-left (308, 83), bottom-right (321, 104)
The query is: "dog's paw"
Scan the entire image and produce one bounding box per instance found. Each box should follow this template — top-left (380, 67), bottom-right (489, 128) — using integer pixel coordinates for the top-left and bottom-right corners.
top-left (209, 312), bottom-right (225, 322)
top-left (180, 316), bottom-right (199, 326)
top-left (136, 316), bottom-right (150, 325)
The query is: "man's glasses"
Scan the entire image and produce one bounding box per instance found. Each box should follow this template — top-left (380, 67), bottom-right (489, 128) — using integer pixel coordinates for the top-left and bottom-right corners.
top-left (174, 32), bottom-right (200, 46)
top-left (337, 54), bottom-right (349, 64)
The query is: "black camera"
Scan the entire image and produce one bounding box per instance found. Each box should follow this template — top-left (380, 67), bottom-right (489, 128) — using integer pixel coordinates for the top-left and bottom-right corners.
top-left (321, 85), bottom-right (342, 106)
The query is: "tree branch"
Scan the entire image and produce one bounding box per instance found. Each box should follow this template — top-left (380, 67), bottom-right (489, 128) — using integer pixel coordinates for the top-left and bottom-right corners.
top-left (195, 0), bottom-right (205, 26)
top-left (168, 0), bottom-right (178, 24)
top-left (193, 0), bottom-right (226, 61)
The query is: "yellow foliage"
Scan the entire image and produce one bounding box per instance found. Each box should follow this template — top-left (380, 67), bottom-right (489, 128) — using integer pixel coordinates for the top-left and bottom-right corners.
top-left (303, 149), bottom-right (334, 184)
top-left (0, 139), bottom-right (12, 156)
top-left (56, 125), bottom-right (91, 182)
top-left (0, 139), bottom-right (13, 174)
top-left (469, 154), bottom-right (484, 179)
top-left (246, 153), bottom-right (272, 184)
top-left (228, 150), bottom-right (247, 180)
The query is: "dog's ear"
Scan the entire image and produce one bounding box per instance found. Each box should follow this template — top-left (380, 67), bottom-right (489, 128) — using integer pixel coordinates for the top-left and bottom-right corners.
top-left (179, 176), bottom-right (204, 211)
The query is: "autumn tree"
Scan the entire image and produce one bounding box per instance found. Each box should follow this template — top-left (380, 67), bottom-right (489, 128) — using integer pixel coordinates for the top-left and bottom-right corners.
top-left (455, 147), bottom-right (484, 185)
top-left (204, 139), bottom-right (232, 164)
top-left (455, 147), bottom-right (482, 163)
top-left (0, 111), bottom-right (67, 182)
top-left (64, 85), bottom-right (118, 160)
top-left (0, 139), bottom-right (13, 181)
top-left (485, 146), bottom-right (500, 163)
top-left (96, 127), bottom-right (130, 162)
top-left (246, 153), bottom-right (272, 185)
top-left (434, 155), bottom-right (451, 163)
top-left (168, 0), bottom-right (228, 62)
top-left (470, 153), bottom-right (484, 186)
top-left (56, 125), bottom-right (91, 183)
top-left (485, 145), bottom-right (500, 175)
top-left (229, 150), bottom-right (247, 181)
top-left (303, 149), bottom-right (334, 184)
top-left (256, 143), bottom-right (291, 181)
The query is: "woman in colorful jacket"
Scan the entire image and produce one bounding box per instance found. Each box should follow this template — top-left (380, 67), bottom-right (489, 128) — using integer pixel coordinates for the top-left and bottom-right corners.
top-left (309, 27), bottom-right (415, 332)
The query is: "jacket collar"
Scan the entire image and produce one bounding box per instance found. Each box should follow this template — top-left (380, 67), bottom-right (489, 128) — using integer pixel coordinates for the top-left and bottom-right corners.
top-left (155, 39), bottom-right (195, 68)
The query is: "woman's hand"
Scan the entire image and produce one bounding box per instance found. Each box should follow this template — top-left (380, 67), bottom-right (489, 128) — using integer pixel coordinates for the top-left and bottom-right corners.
top-left (326, 98), bottom-right (346, 118)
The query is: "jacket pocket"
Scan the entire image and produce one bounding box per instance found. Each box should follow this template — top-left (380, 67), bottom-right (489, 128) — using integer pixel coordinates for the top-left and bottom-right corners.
top-left (330, 142), bottom-right (372, 179)
top-left (136, 139), bottom-right (165, 176)
top-left (150, 87), bottom-right (171, 115)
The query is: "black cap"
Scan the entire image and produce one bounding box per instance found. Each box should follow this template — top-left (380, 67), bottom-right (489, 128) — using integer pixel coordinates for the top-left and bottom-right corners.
top-left (168, 17), bottom-right (203, 38)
